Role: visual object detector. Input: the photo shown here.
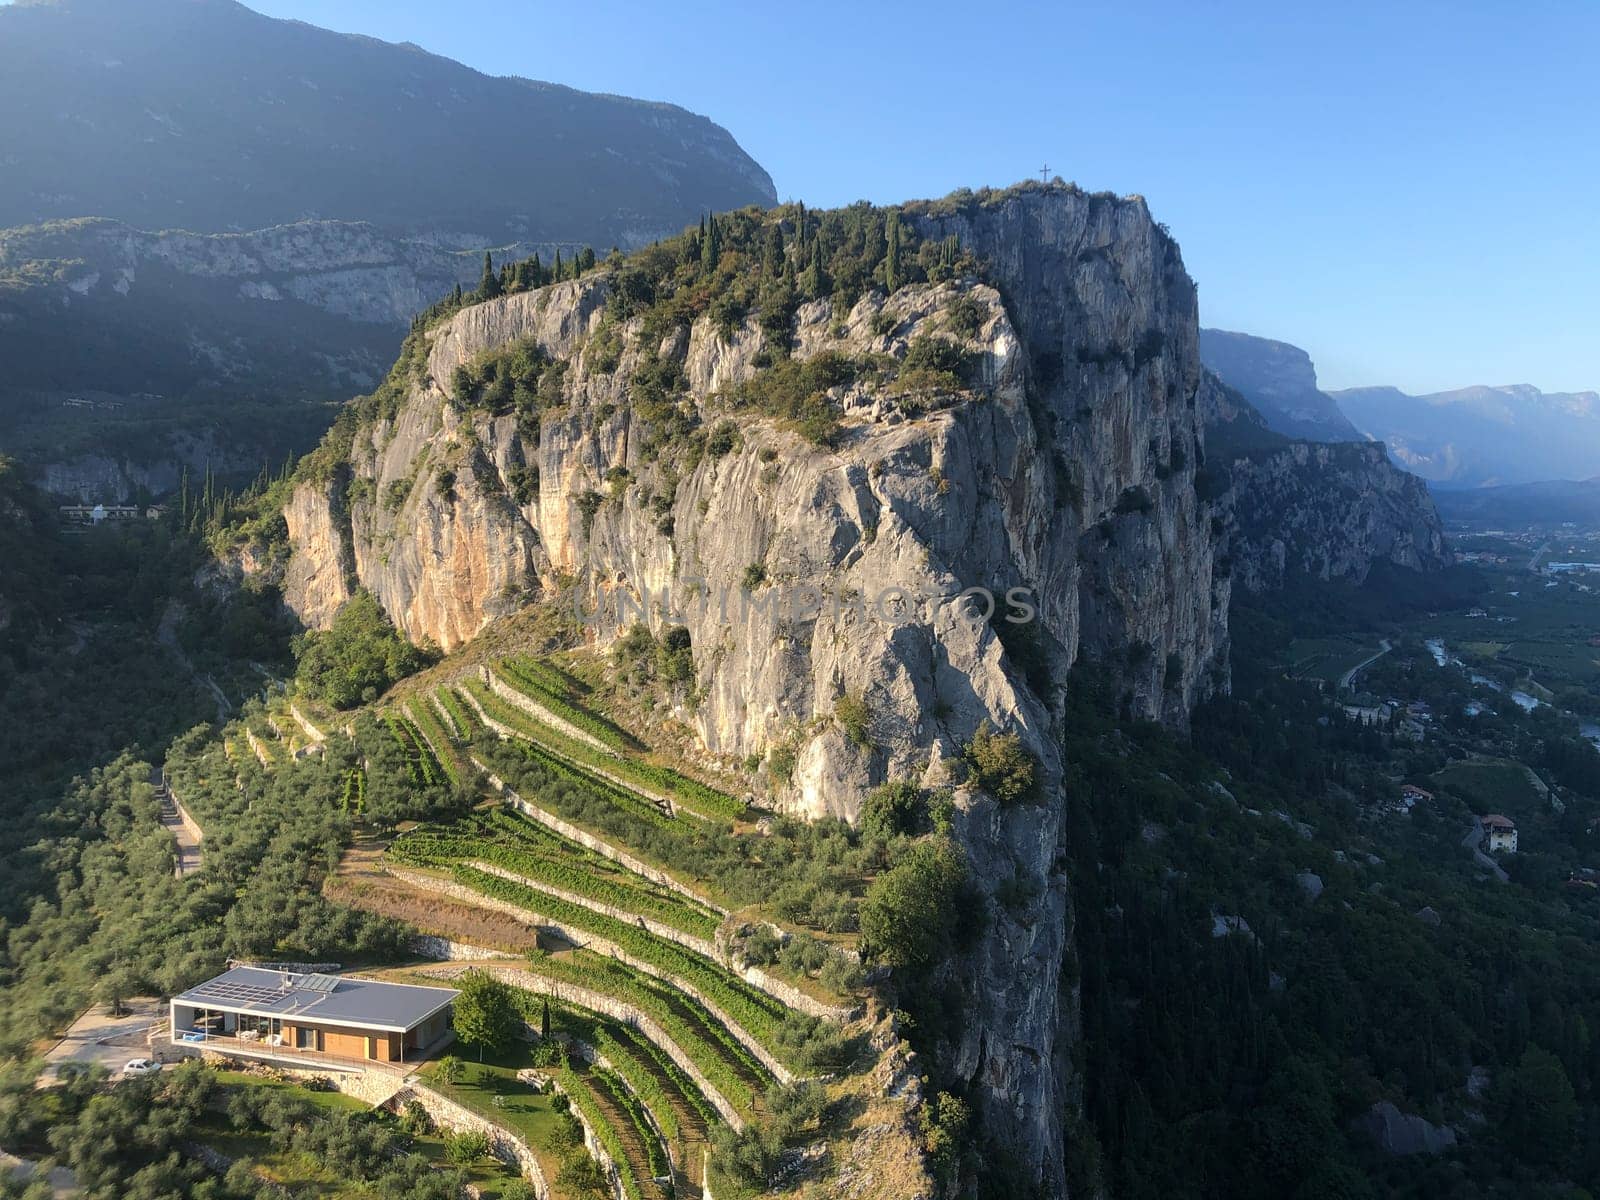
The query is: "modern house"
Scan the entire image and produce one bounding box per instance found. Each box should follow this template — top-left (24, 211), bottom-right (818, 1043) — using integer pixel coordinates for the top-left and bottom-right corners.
top-left (1481, 814), bottom-right (1518, 854)
top-left (171, 967), bottom-right (458, 1072)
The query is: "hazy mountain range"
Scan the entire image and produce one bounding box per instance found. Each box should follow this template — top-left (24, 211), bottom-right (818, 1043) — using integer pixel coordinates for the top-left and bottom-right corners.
top-left (1202, 328), bottom-right (1599, 490)
top-left (1333, 382), bottom-right (1600, 488)
top-left (0, 0), bottom-right (774, 244)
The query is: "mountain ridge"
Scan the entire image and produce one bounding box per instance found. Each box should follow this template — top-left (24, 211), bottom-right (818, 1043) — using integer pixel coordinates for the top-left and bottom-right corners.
top-left (1199, 327), bottom-right (1364, 441)
top-left (1334, 380), bottom-right (1600, 486)
top-left (0, 0), bottom-right (776, 242)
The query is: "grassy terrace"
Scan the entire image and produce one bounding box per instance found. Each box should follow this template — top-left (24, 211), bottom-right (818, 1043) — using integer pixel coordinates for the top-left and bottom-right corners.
top-left (405, 694), bottom-right (462, 786)
top-left (517, 949), bottom-right (774, 1115)
top-left (444, 862), bottom-right (794, 1054)
top-left (389, 809), bottom-right (724, 940)
top-left (411, 1050), bottom-right (579, 1199)
top-left (481, 661), bottom-right (748, 823)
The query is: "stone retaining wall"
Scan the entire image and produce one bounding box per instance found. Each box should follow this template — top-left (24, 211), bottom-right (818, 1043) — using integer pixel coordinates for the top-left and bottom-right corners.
top-left (391, 1080), bottom-right (551, 1198)
top-left (244, 729), bottom-right (269, 767)
top-left (467, 859), bottom-right (722, 960)
top-left (163, 786), bottom-right (206, 846)
top-left (521, 1072), bottom-right (624, 1200)
top-left (559, 1038), bottom-right (677, 1182)
top-left (472, 761), bottom-right (855, 1023)
top-left (411, 934), bottom-right (516, 962)
top-left (464, 687), bottom-right (681, 820)
top-left (481, 666), bottom-right (615, 756)
top-left (289, 703), bottom-right (327, 743)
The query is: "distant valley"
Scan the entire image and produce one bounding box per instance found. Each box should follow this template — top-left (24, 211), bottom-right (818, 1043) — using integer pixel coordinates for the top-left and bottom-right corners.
top-left (0, 0), bottom-right (776, 500)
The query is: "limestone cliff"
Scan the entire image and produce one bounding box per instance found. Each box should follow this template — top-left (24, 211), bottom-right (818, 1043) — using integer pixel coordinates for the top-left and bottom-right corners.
top-left (271, 184), bottom-right (1231, 1193)
top-left (1224, 439), bottom-right (1452, 591)
top-left (1195, 370), bottom-right (1452, 592)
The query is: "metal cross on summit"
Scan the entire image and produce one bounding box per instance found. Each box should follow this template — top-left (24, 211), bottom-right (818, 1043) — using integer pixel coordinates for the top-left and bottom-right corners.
top-left (1039, 163), bottom-right (1052, 182)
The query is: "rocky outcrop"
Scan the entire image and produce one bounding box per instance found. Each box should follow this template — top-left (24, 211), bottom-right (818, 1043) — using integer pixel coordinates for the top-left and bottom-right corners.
top-left (1224, 439), bottom-right (1451, 592)
top-left (273, 184), bottom-right (1232, 1193)
top-left (0, 219), bottom-right (547, 330)
top-left (1352, 1100), bottom-right (1459, 1156)
top-left (1200, 328), bottom-right (1364, 441)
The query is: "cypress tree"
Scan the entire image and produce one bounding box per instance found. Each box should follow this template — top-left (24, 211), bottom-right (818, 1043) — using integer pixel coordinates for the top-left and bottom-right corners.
top-left (540, 998), bottom-right (551, 1041)
top-left (885, 210), bottom-right (902, 293)
top-left (553, 249), bottom-right (563, 282)
top-left (762, 223), bottom-right (784, 279)
top-left (705, 215), bottom-right (722, 273)
top-left (478, 251), bottom-right (502, 299)
top-left (579, 246), bottom-right (596, 273)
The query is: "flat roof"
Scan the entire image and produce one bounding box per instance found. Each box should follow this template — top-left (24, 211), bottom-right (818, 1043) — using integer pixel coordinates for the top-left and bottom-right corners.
top-left (173, 967), bottom-right (458, 1034)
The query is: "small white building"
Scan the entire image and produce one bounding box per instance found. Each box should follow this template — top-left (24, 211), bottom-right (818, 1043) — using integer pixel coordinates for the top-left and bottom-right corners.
top-left (1482, 814), bottom-right (1518, 854)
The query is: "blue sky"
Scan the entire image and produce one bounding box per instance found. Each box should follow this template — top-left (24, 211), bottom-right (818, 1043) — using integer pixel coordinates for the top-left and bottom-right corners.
top-left (231, 2), bottom-right (1600, 392)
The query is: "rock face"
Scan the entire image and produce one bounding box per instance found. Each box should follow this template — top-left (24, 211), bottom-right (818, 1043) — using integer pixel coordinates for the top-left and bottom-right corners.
top-left (1353, 1100), bottom-right (1459, 1156)
top-left (1200, 329), bottom-right (1365, 442)
top-left (0, 218), bottom-right (519, 499)
top-left (272, 185), bottom-right (1232, 1191)
top-left (1195, 370), bottom-right (1452, 593)
top-left (1224, 439), bottom-right (1452, 592)
top-left (0, 218), bottom-right (536, 329)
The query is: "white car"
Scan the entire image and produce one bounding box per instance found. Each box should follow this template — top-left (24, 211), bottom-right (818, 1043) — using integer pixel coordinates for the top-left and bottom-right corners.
top-left (121, 1058), bottom-right (162, 1076)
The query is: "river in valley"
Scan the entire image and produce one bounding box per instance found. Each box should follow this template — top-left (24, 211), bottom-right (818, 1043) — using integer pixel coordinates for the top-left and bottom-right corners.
top-left (1425, 637), bottom-right (1600, 748)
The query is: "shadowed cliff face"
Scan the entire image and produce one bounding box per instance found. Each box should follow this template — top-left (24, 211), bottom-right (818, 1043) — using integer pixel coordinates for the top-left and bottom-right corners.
top-left (1225, 440), bottom-right (1452, 592)
top-left (272, 186), bottom-right (1229, 1191)
top-left (1195, 371), bottom-right (1453, 592)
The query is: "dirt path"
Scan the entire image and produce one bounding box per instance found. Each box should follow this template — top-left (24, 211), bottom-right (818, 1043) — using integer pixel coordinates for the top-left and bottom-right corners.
top-left (154, 769), bottom-right (203, 877)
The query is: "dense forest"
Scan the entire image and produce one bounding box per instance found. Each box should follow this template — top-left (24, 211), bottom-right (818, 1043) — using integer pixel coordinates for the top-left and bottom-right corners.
top-left (1054, 595), bottom-right (1600, 1200)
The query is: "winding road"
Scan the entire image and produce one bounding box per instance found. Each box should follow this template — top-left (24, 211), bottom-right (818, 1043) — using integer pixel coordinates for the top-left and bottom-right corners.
top-left (1339, 639), bottom-right (1393, 692)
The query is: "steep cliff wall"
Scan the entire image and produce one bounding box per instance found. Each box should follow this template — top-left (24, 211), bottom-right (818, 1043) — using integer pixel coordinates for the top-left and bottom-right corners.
top-left (273, 185), bottom-right (1229, 1192)
top-left (1195, 371), bottom-right (1452, 592)
top-left (1225, 440), bottom-right (1451, 591)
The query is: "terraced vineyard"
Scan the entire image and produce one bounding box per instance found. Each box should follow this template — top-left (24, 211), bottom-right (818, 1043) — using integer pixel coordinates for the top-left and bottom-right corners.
top-left (334, 654), bottom-right (875, 1195)
top-left (404, 695), bottom-right (462, 786)
top-left (472, 661), bottom-right (748, 823)
top-left (390, 811), bottom-right (723, 941)
top-left (496, 656), bottom-right (636, 751)
top-left (385, 712), bottom-right (449, 788)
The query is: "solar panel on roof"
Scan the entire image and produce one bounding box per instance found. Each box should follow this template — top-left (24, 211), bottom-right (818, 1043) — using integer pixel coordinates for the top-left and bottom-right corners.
top-left (298, 974), bottom-right (342, 993)
top-left (190, 979), bottom-right (282, 1007)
